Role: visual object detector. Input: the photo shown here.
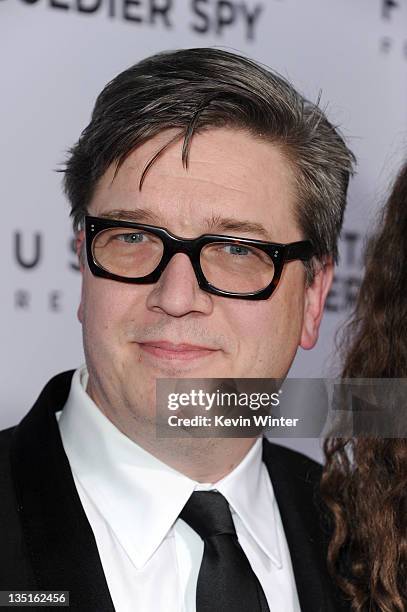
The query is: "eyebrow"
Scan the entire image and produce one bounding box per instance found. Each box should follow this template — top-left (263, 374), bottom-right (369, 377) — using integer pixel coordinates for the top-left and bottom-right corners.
top-left (100, 209), bottom-right (161, 224)
top-left (100, 209), bottom-right (273, 240)
top-left (205, 214), bottom-right (272, 241)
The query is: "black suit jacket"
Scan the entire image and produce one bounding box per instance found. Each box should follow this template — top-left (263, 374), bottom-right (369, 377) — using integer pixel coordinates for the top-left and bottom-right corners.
top-left (0, 371), bottom-right (350, 611)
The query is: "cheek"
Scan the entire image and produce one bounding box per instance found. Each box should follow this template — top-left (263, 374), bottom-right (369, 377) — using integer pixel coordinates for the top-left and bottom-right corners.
top-left (223, 302), bottom-right (276, 371)
top-left (80, 274), bottom-right (138, 351)
top-left (231, 280), bottom-right (305, 377)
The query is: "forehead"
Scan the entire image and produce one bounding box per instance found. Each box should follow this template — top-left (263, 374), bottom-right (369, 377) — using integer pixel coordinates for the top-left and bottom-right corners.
top-left (89, 128), bottom-right (300, 241)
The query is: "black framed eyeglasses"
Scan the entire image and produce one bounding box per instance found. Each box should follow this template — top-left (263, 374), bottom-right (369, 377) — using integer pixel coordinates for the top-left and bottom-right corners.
top-left (85, 215), bottom-right (314, 301)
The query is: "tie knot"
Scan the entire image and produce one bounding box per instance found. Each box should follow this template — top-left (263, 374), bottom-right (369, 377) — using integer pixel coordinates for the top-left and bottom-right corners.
top-left (180, 491), bottom-right (236, 539)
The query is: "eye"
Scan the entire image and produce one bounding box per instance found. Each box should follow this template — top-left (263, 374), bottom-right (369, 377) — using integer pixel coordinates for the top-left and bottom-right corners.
top-left (222, 244), bottom-right (250, 256)
top-left (115, 232), bottom-right (146, 244)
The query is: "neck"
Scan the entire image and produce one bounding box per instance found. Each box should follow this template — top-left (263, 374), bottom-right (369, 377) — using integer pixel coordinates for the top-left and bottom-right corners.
top-left (132, 435), bottom-right (257, 482)
top-left (86, 376), bottom-right (258, 482)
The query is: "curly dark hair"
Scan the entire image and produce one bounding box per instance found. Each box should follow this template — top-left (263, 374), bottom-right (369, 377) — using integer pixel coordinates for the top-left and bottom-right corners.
top-left (321, 163), bottom-right (407, 611)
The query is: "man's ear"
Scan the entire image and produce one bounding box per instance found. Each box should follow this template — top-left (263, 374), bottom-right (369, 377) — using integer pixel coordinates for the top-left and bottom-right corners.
top-left (300, 258), bottom-right (334, 350)
top-left (75, 229), bottom-right (85, 273)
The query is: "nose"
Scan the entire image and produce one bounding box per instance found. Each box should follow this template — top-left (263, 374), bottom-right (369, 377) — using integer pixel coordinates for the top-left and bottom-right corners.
top-left (146, 253), bottom-right (213, 317)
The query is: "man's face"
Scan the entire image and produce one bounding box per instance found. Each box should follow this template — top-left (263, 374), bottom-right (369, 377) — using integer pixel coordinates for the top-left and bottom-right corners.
top-left (78, 128), bottom-right (331, 429)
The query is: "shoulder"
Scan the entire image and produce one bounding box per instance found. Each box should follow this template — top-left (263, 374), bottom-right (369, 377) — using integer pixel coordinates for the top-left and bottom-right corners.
top-left (0, 372), bottom-right (75, 586)
top-left (261, 438), bottom-right (327, 530)
top-left (0, 426), bottom-right (16, 480)
top-left (262, 438), bottom-right (322, 484)
top-left (0, 424), bottom-right (37, 586)
top-left (0, 427), bottom-right (17, 478)
top-left (0, 425), bottom-right (17, 500)
top-left (0, 370), bottom-right (75, 463)
top-left (28, 370), bottom-right (76, 410)
top-left (0, 426), bottom-right (15, 450)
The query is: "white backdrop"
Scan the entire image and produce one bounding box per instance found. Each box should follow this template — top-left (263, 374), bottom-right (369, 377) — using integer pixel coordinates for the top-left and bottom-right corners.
top-left (2, 0), bottom-right (407, 460)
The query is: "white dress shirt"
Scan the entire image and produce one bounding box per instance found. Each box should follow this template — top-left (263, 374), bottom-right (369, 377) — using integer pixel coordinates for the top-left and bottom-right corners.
top-left (57, 365), bottom-right (301, 612)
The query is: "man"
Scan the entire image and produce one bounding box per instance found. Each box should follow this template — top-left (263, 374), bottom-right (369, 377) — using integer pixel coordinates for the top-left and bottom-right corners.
top-left (0, 48), bottom-right (354, 611)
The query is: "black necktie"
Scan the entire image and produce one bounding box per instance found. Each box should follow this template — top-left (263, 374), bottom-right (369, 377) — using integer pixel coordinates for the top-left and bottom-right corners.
top-left (179, 491), bottom-right (270, 612)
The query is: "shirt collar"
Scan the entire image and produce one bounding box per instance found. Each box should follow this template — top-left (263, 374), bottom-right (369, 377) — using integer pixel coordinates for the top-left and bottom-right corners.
top-left (58, 365), bottom-right (282, 570)
top-left (213, 439), bottom-right (282, 568)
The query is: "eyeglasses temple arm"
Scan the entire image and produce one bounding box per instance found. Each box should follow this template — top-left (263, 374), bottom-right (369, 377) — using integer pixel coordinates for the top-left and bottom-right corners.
top-left (284, 241), bottom-right (314, 261)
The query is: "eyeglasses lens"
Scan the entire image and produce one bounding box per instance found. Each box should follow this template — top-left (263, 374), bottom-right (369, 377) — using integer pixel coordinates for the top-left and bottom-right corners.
top-left (92, 228), bottom-right (164, 277)
top-left (92, 228), bottom-right (275, 292)
top-left (200, 242), bottom-right (275, 293)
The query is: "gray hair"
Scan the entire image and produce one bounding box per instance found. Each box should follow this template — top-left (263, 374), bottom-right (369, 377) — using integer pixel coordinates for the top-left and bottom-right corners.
top-left (62, 48), bottom-right (356, 279)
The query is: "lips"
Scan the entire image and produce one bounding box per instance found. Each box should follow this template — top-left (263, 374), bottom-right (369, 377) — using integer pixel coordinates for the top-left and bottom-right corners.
top-left (138, 341), bottom-right (218, 361)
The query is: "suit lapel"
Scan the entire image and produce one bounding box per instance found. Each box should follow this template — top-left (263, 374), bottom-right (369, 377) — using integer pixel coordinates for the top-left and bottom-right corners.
top-left (11, 372), bottom-right (346, 612)
top-left (262, 439), bottom-right (344, 612)
top-left (10, 371), bottom-right (115, 612)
